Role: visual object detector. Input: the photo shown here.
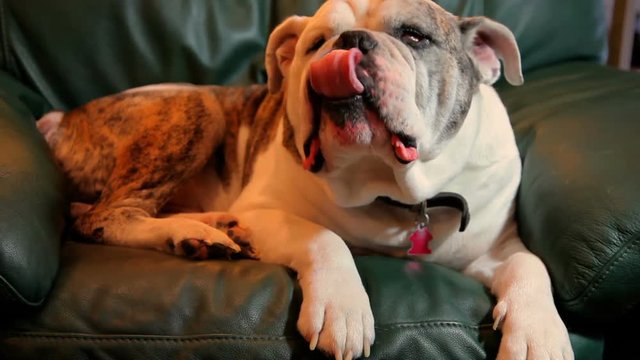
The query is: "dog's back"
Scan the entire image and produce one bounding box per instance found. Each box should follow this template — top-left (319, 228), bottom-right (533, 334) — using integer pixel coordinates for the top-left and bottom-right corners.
top-left (35, 84), bottom-right (279, 260)
top-left (37, 84), bottom-right (282, 209)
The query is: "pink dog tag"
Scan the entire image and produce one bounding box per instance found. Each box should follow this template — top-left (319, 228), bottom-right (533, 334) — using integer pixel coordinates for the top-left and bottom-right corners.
top-left (407, 201), bottom-right (432, 255)
top-left (408, 226), bottom-right (433, 255)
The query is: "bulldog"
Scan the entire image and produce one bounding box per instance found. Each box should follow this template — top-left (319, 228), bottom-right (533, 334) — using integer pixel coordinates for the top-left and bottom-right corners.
top-left (37, 0), bottom-right (573, 359)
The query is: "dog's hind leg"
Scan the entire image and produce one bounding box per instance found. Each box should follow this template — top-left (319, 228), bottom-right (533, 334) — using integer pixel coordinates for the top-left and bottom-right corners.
top-left (70, 92), bottom-right (246, 260)
top-left (73, 137), bottom-right (250, 259)
top-left (73, 156), bottom-right (247, 260)
top-left (76, 205), bottom-right (243, 259)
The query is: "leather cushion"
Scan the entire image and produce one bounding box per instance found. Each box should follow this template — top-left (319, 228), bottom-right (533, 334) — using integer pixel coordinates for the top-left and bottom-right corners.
top-left (0, 70), bottom-right (63, 309)
top-left (1, 0), bottom-right (272, 111)
top-left (0, 242), bottom-right (603, 359)
top-left (0, 242), bottom-right (499, 359)
top-left (496, 62), bottom-right (640, 324)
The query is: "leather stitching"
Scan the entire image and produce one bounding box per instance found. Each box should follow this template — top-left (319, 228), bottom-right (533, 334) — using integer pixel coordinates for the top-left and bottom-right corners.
top-left (376, 321), bottom-right (493, 332)
top-left (3, 333), bottom-right (292, 343)
top-left (4, 322), bottom-right (495, 343)
top-left (564, 234), bottom-right (639, 307)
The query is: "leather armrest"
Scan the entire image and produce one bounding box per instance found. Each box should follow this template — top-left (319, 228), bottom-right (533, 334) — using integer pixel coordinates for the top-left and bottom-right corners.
top-left (497, 62), bottom-right (640, 324)
top-left (0, 70), bottom-right (65, 309)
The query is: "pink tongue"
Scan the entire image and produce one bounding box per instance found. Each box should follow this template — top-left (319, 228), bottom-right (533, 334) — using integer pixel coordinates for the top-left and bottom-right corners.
top-left (309, 48), bottom-right (365, 99)
top-left (391, 135), bottom-right (418, 162)
top-left (303, 138), bottom-right (321, 171)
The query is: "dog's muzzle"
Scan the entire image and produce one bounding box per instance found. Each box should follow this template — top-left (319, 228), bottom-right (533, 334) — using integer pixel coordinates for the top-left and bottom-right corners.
top-left (303, 31), bottom-right (419, 172)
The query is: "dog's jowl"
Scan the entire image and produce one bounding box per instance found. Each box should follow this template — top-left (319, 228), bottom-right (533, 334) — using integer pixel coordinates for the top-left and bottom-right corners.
top-left (38, 1), bottom-right (573, 359)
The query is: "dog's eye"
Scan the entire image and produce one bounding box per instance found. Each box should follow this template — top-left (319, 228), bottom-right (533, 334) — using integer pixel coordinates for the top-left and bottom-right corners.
top-left (400, 27), bottom-right (432, 48)
top-left (307, 37), bottom-right (326, 54)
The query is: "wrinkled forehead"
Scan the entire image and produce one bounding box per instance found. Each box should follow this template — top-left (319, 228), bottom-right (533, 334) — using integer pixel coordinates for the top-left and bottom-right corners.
top-left (311, 0), bottom-right (456, 34)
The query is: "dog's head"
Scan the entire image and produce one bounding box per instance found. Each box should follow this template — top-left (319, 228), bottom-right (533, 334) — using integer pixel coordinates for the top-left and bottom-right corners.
top-left (266, 0), bottom-right (522, 206)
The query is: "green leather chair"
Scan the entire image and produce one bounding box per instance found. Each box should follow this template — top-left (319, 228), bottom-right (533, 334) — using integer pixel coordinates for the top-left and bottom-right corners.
top-left (1, 0), bottom-right (638, 359)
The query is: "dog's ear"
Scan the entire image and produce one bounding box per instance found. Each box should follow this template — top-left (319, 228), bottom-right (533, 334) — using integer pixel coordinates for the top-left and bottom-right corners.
top-left (266, 16), bottom-right (310, 93)
top-left (459, 17), bottom-right (523, 86)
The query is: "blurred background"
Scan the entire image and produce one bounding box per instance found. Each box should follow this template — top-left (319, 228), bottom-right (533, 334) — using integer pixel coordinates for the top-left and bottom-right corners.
top-left (605, 0), bottom-right (640, 70)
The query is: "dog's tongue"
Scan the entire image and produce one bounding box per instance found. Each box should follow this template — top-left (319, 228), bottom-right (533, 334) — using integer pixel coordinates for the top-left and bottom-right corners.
top-left (391, 134), bottom-right (418, 162)
top-left (310, 49), bottom-right (418, 163)
top-left (309, 48), bottom-right (364, 98)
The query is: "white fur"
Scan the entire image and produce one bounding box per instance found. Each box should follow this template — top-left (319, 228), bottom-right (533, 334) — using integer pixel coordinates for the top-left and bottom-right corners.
top-left (224, 2), bottom-right (572, 359)
top-left (226, 88), bottom-right (570, 359)
top-left (55, 1), bottom-right (570, 359)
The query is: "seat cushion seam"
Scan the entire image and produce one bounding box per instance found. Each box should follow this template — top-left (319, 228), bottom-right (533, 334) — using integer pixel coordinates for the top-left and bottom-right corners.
top-left (376, 321), bottom-right (493, 332)
top-left (2, 333), bottom-right (291, 343)
top-left (3, 321), bottom-right (495, 341)
top-left (0, 274), bottom-right (45, 307)
top-left (563, 234), bottom-right (639, 306)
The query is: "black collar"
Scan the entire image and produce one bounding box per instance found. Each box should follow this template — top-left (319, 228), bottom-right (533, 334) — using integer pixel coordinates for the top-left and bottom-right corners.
top-left (378, 192), bottom-right (470, 232)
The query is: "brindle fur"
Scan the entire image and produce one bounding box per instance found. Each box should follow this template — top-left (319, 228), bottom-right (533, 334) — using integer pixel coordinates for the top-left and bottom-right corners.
top-left (49, 85), bottom-right (283, 259)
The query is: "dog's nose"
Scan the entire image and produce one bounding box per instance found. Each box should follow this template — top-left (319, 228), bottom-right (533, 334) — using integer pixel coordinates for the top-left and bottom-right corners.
top-left (334, 30), bottom-right (377, 54)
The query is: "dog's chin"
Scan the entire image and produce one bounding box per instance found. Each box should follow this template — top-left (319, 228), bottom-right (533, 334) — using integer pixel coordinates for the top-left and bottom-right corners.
top-left (303, 87), bottom-right (419, 173)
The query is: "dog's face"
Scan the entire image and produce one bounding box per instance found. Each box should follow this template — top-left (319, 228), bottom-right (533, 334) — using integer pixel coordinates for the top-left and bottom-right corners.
top-left (267, 0), bottom-right (522, 206)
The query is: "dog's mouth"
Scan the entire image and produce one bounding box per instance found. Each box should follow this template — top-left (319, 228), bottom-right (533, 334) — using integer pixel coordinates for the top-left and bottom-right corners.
top-left (303, 48), bottom-right (418, 173)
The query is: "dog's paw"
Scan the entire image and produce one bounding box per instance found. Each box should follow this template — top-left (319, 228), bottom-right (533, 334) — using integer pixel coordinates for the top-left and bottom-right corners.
top-left (494, 300), bottom-right (574, 360)
top-left (196, 212), bottom-right (257, 259)
top-left (297, 270), bottom-right (375, 359)
top-left (165, 212), bottom-right (257, 259)
top-left (172, 238), bottom-right (237, 260)
top-left (163, 220), bottom-right (242, 260)
top-left (213, 214), bottom-right (258, 259)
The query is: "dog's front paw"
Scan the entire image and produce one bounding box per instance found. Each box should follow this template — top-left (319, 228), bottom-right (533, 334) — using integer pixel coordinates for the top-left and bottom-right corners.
top-left (189, 212), bottom-right (258, 259)
top-left (494, 300), bottom-right (573, 360)
top-left (297, 270), bottom-right (375, 359)
top-left (163, 219), bottom-right (243, 260)
top-left (213, 214), bottom-right (258, 259)
top-left (172, 238), bottom-right (236, 260)
top-left (164, 213), bottom-right (257, 260)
